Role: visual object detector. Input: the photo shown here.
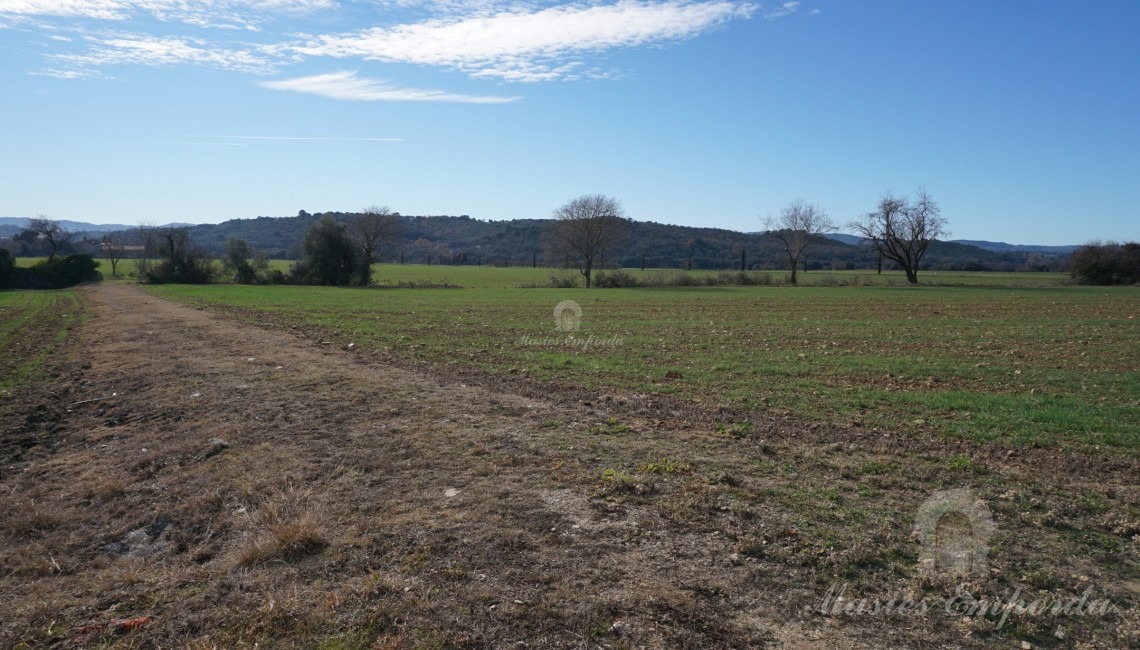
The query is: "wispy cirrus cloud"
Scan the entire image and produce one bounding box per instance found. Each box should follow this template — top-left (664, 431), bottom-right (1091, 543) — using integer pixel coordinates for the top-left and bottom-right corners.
top-left (51, 33), bottom-right (274, 73)
top-left (211, 135), bottom-right (404, 141)
top-left (285, 1), bottom-right (756, 82)
top-left (0, 0), bottom-right (127, 20)
top-left (260, 70), bottom-right (520, 103)
top-left (10, 0), bottom-right (770, 100)
top-left (0, 0), bottom-right (333, 28)
top-left (763, 0), bottom-right (797, 20)
top-left (29, 66), bottom-right (106, 78)
top-left (164, 135), bottom-right (405, 144)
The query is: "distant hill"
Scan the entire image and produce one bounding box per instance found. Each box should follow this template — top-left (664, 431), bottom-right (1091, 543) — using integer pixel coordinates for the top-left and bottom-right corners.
top-left (950, 239), bottom-right (1078, 254)
top-left (180, 212), bottom-right (1072, 272)
top-left (824, 232), bottom-right (1078, 254)
top-left (0, 217), bottom-right (191, 238)
top-left (2, 213), bottom-right (1075, 273)
top-left (824, 233), bottom-right (866, 246)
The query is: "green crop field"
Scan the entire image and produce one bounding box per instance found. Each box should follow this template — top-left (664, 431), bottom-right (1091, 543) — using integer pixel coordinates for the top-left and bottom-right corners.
top-left (0, 290), bottom-right (82, 412)
top-left (148, 275), bottom-right (1139, 452)
top-left (18, 256), bottom-right (1071, 287)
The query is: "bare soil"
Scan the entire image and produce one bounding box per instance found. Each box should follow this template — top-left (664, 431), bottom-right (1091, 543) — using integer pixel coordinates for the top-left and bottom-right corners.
top-left (1, 282), bottom-right (1136, 648)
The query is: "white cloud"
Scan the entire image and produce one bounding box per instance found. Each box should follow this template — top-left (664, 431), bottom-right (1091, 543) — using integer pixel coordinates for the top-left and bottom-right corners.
top-left (13, 0), bottom-right (759, 98)
top-left (211, 135), bottom-right (404, 140)
top-left (0, 0), bottom-right (333, 27)
top-left (763, 0), bottom-right (797, 20)
top-left (260, 70), bottom-right (521, 102)
top-left (52, 34), bottom-right (275, 73)
top-left (288, 1), bottom-right (756, 82)
top-left (29, 66), bottom-right (105, 77)
top-left (0, 0), bottom-right (127, 19)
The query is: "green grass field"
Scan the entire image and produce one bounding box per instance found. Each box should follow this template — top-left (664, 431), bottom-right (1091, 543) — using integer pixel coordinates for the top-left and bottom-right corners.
top-left (147, 278), bottom-right (1139, 451)
top-left (17, 256), bottom-right (1071, 288)
top-left (0, 290), bottom-right (82, 411)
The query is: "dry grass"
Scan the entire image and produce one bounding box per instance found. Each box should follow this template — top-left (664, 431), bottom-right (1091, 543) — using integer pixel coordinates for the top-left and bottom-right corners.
top-left (235, 497), bottom-right (329, 567)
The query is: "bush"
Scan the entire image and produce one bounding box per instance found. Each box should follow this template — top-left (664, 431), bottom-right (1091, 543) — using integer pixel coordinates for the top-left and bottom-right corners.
top-left (593, 270), bottom-right (640, 288)
top-left (289, 215), bottom-right (366, 286)
top-left (0, 249), bottom-right (14, 289)
top-left (139, 228), bottom-right (214, 284)
top-left (1, 253), bottom-right (101, 290)
top-left (1071, 242), bottom-right (1140, 285)
top-left (713, 271), bottom-right (772, 286)
top-left (548, 273), bottom-right (579, 288)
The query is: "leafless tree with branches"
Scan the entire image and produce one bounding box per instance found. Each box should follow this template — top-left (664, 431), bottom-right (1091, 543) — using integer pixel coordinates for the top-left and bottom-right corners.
top-left (29, 215), bottom-right (73, 261)
top-left (546, 194), bottom-right (626, 288)
top-left (349, 206), bottom-right (401, 265)
top-left (849, 190), bottom-right (947, 284)
top-left (763, 200), bottom-right (835, 284)
top-left (101, 231), bottom-right (129, 278)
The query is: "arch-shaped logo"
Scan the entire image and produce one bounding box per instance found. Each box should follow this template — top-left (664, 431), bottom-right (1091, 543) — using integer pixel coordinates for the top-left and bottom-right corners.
top-left (914, 488), bottom-right (995, 578)
top-left (553, 300), bottom-right (582, 332)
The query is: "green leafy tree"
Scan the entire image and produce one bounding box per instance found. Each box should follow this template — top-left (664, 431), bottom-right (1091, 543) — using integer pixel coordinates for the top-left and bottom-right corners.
top-left (222, 237), bottom-right (256, 284)
top-left (1070, 241), bottom-right (1140, 285)
top-left (0, 249), bottom-right (15, 289)
top-left (290, 215), bottom-right (364, 286)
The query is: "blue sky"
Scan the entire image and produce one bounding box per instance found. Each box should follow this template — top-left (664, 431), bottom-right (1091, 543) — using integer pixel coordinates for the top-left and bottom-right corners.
top-left (2, 0), bottom-right (1137, 245)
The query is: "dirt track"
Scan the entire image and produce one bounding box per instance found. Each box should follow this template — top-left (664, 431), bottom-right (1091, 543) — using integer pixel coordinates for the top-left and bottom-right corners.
top-left (1, 282), bottom-right (1136, 648)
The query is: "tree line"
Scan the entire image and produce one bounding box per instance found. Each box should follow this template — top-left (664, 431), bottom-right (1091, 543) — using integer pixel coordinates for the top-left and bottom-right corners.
top-left (5, 197), bottom-right (1130, 289)
top-left (3, 210), bottom-right (1069, 277)
top-left (547, 191), bottom-right (948, 286)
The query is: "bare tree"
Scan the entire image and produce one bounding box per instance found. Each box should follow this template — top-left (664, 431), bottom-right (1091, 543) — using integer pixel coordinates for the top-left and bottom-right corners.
top-left (763, 200), bottom-right (835, 285)
top-left (29, 215), bottom-right (73, 261)
top-left (101, 231), bottom-right (128, 278)
top-left (546, 194), bottom-right (626, 288)
top-left (849, 189), bottom-right (947, 284)
top-left (138, 227), bottom-right (213, 284)
top-left (349, 206), bottom-right (401, 264)
top-left (133, 222), bottom-right (157, 281)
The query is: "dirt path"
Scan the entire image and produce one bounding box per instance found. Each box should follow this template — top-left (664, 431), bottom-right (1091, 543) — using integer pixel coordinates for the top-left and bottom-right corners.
top-left (1, 282), bottom-right (1135, 648)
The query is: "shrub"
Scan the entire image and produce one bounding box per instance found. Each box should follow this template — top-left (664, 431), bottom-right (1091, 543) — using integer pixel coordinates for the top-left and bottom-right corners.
top-left (289, 215), bottom-right (367, 286)
top-left (139, 228), bottom-right (214, 284)
top-left (548, 273), bottom-right (579, 288)
top-left (0, 249), bottom-right (14, 289)
top-left (1071, 241), bottom-right (1140, 285)
top-left (1, 253), bottom-right (101, 290)
top-left (593, 270), bottom-right (640, 288)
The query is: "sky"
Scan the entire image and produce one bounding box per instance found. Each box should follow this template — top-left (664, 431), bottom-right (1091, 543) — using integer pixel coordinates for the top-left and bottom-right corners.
top-left (2, 0), bottom-right (1138, 245)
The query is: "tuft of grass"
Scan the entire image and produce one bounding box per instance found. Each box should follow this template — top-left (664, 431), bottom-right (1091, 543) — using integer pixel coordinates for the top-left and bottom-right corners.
top-left (235, 499), bottom-right (329, 567)
top-left (858, 459), bottom-right (899, 476)
top-left (638, 458), bottom-right (690, 474)
top-left (590, 417), bottom-right (631, 436)
top-left (717, 421), bottom-right (752, 438)
top-left (944, 454), bottom-right (987, 474)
